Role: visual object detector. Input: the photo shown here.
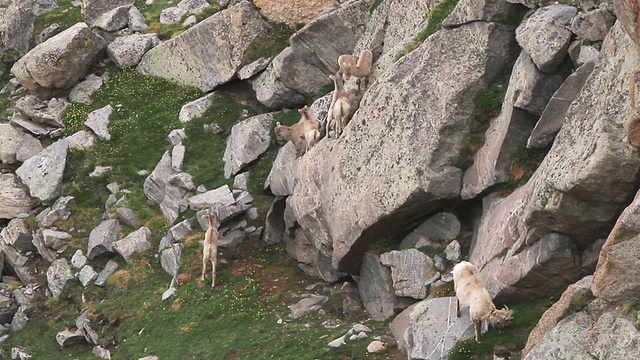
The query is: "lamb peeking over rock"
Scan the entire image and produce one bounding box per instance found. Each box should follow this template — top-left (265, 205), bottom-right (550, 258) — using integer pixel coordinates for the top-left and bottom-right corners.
top-left (453, 261), bottom-right (513, 342)
top-left (337, 49), bottom-right (373, 91)
top-left (274, 106), bottom-right (321, 157)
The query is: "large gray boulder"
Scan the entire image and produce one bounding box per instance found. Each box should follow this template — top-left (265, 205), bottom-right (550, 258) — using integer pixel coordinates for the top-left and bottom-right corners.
top-left (187, 185), bottom-right (240, 221)
top-left (0, 123), bottom-right (23, 165)
top-left (81, 0), bottom-right (135, 26)
top-left (0, 0), bottom-right (36, 63)
top-left (399, 212), bottom-right (461, 249)
top-left (407, 297), bottom-right (475, 359)
top-left (380, 249), bottom-right (436, 300)
top-left (106, 33), bottom-right (159, 69)
top-left (264, 142), bottom-right (298, 196)
top-left (2, 219), bottom-right (35, 252)
top-left (510, 51), bottom-right (566, 116)
top-left (358, 252), bottom-right (396, 321)
top-left (46, 258), bottom-right (75, 299)
top-left (137, 1), bottom-right (268, 91)
top-left (16, 138), bottom-right (69, 203)
top-left (11, 22), bottom-right (107, 99)
top-left (528, 62), bottom-right (595, 149)
top-left (515, 4), bottom-right (577, 73)
top-left (522, 275), bottom-right (593, 357)
top-left (592, 188), bottom-right (640, 302)
top-left (87, 219), bottom-right (121, 259)
top-left (252, 0), bottom-right (371, 109)
top-left (524, 311), bottom-right (640, 360)
top-left (113, 227), bottom-right (152, 262)
top-left (289, 22), bottom-right (517, 273)
top-left (461, 53), bottom-right (540, 200)
top-left (570, 8), bottom-right (616, 42)
top-left (471, 23), bottom-right (640, 302)
top-left (223, 113), bottom-right (274, 178)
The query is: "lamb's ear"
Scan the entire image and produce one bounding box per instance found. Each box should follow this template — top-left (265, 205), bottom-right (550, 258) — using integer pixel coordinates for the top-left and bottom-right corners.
top-left (276, 122), bottom-right (281, 127)
top-left (329, 74), bottom-right (335, 81)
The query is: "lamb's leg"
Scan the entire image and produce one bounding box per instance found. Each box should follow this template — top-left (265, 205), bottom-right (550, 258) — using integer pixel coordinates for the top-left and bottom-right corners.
top-left (474, 319), bottom-right (482, 342)
top-left (201, 248), bottom-right (207, 281)
top-left (456, 298), bottom-right (461, 317)
top-left (211, 258), bottom-right (216, 289)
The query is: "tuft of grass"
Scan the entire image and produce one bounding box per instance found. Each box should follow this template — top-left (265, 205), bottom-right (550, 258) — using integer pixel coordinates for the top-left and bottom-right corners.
top-left (431, 281), bottom-right (455, 297)
top-left (0, 70), bottom-right (12, 119)
top-left (369, 237), bottom-right (398, 255)
top-left (135, 0), bottom-right (219, 40)
top-left (242, 21), bottom-right (297, 65)
top-left (480, 247), bottom-right (509, 271)
top-left (397, 0), bottom-right (461, 59)
top-left (449, 298), bottom-right (557, 359)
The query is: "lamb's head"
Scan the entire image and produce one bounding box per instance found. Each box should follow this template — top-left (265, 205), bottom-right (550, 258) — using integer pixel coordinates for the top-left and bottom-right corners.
top-left (203, 211), bottom-right (218, 222)
top-left (487, 306), bottom-right (513, 328)
top-left (274, 122), bottom-right (288, 141)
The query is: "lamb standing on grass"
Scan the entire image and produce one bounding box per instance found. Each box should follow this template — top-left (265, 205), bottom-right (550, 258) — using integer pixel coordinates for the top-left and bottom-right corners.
top-left (202, 211), bottom-right (220, 289)
top-left (452, 261), bottom-right (513, 342)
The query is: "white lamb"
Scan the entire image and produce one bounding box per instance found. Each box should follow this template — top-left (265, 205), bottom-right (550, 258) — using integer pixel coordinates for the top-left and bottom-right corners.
top-left (452, 261), bottom-right (513, 342)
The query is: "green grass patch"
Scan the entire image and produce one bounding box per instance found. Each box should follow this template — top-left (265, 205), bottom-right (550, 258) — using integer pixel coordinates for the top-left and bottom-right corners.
top-left (61, 67), bottom-right (202, 208)
top-left (456, 83), bottom-right (507, 170)
top-left (31, 0), bottom-right (83, 47)
top-left (0, 69), bottom-right (11, 119)
top-left (242, 21), bottom-right (297, 65)
top-left (397, 0), bottom-right (461, 59)
top-left (181, 91), bottom-right (265, 189)
top-left (449, 297), bottom-right (557, 360)
top-left (369, 237), bottom-right (398, 255)
top-left (135, 0), bottom-right (219, 40)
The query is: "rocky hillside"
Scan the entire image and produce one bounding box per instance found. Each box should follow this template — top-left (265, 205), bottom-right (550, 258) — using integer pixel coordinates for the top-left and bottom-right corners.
top-left (1, 0), bottom-right (640, 359)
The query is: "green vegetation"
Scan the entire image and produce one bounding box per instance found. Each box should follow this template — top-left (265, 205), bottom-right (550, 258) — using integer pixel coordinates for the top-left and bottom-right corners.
top-left (397, 0), bottom-right (461, 59)
top-left (449, 297), bottom-right (557, 360)
top-left (0, 70), bottom-right (11, 119)
top-left (481, 247), bottom-right (509, 271)
top-left (621, 300), bottom-right (640, 329)
top-left (457, 84), bottom-right (506, 170)
top-left (31, 0), bottom-right (83, 45)
top-left (62, 68), bottom-right (202, 209)
top-left (135, 0), bottom-right (219, 40)
top-left (369, 237), bottom-right (398, 254)
top-left (509, 142), bottom-right (547, 184)
top-left (242, 21), bottom-right (298, 65)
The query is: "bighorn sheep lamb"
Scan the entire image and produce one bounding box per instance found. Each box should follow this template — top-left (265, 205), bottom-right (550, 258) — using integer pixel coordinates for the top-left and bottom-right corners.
top-left (274, 106), bottom-right (321, 157)
top-left (337, 49), bottom-right (373, 91)
top-left (202, 211), bottom-right (220, 289)
top-left (326, 72), bottom-right (360, 138)
top-left (453, 261), bottom-right (513, 342)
